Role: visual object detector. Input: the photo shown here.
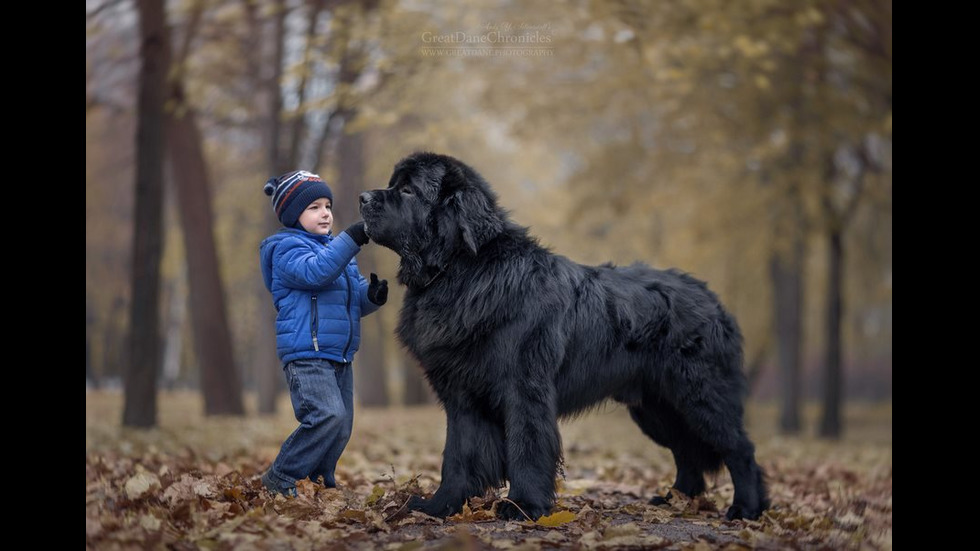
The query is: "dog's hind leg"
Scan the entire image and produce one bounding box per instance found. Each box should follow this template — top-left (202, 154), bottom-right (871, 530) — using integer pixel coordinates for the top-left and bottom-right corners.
top-left (628, 400), bottom-right (721, 504)
top-left (667, 359), bottom-right (770, 520)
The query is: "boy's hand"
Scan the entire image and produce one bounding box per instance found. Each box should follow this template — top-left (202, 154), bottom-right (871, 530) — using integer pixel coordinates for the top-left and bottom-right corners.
top-left (345, 221), bottom-right (370, 246)
top-left (368, 273), bottom-right (388, 306)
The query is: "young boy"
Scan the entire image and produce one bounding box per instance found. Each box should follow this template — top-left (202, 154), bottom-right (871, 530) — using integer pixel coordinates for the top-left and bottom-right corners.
top-left (258, 170), bottom-right (388, 497)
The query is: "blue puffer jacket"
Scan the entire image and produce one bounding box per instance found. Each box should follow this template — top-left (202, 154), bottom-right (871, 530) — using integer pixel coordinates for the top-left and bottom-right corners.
top-left (259, 228), bottom-right (380, 365)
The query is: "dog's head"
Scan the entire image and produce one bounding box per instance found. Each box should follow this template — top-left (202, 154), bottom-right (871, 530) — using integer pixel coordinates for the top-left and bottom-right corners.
top-left (359, 152), bottom-right (505, 288)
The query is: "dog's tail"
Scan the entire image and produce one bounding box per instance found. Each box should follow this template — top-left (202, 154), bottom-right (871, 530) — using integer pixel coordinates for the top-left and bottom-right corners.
top-left (710, 304), bottom-right (749, 399)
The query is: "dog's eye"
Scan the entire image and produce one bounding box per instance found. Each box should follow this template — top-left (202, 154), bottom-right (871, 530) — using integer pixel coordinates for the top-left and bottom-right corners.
top-left (401, 187), bottom-right (414, 196)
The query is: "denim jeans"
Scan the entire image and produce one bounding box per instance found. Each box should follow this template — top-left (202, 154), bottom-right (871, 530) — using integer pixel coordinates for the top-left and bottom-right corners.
top-left (265, 358), bottom-right (354, 492)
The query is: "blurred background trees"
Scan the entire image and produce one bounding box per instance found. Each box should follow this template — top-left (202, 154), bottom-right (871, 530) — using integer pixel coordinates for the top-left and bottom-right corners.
top-left (86, 0), bottom-right (891, 438)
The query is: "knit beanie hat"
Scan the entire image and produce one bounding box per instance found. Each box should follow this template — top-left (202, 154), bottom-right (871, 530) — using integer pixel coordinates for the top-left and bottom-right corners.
top-left (263, 170), bottom-right (333, 228)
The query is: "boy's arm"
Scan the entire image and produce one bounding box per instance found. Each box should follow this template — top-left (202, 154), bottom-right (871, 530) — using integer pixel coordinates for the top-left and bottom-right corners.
top-left (274, 233), bottom-right (361, 290)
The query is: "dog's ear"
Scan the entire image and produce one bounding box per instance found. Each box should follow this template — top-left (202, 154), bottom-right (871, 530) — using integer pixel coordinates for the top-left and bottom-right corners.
top-left (444, 164), bottom-right (503, 255)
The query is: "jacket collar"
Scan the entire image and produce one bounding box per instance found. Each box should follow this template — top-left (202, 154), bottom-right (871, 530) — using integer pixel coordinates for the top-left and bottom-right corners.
top-left (278, 227), bottom-right (334, 244)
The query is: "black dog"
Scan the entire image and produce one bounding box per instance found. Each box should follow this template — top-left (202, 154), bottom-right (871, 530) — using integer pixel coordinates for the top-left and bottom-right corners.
top-left (359, 152), bottom-right (769, 521)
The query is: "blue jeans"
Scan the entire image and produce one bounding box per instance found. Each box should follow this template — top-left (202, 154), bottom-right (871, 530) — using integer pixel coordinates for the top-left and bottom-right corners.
top-left (265, 358), bottom-right (354, 492)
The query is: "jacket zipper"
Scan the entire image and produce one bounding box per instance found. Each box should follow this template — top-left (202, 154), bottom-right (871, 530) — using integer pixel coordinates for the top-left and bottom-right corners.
top-left (311, 294), bottom-right (320, 352)
top-left (341, 270), bottom-right (353, 362)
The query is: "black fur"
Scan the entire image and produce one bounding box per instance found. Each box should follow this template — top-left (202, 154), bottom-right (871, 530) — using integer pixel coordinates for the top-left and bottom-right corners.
top-left (359, 152), bottom-right (770, 521)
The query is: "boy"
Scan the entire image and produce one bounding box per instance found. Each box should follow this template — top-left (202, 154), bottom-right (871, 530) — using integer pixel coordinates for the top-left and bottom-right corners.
top-left (258, 170), bottom-right (388, 496)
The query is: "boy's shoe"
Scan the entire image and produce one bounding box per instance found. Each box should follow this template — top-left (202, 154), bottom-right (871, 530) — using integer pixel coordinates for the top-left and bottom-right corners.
top-left (261, 468), bottom-right (297, 498)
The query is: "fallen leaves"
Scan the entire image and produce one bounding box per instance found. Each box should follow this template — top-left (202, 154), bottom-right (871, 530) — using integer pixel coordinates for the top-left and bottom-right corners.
top-left (578, 522), bottom-right (668, 549)
top-left (87, 392), bottom-right (892, 549)
top-left (448, 501), bottom-right (499, 523)
top-left (365, 484), bottom-right (386, 507)
top-left (536, 510), bottom-right (576, 527)
top-left (123, 468), bottom-right (160, 499)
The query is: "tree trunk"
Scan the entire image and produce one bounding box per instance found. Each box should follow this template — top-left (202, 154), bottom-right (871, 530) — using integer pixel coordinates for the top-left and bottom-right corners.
top-left (820, 230), bottom-right (843, 438)
top-left (770, 232), bottom-right (804, 434)
top-left (105, 298), bottom-right (128, 384)
top-left (255, 0), bottom-right (289, 415)
top-left (123, 0), bottom-right (168, 429)
top-left (87, 298), bottom-right (100, 389)
top-left (255, 228), bottom-right (282, 413)
top-left (813, 18), bottom-right (843, 439)
top-left (354, 246), bottom-right (389, 406)
top-left (161, 265), bottom-right (187, 390)
top-left (285, 0), bottom-right (325, 169)
top-left (403, 357), bottom-right (433, 405)
top-left (87, 330), bottom-right (97, 389)
top-left (165, 83), bottom-right (244, 416)
top-left (336, 123), bottom-right (390, 406)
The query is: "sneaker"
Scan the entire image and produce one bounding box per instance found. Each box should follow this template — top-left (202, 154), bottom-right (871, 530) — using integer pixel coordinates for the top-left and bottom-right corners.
top-left (260, 469), bottom-right (297, 498)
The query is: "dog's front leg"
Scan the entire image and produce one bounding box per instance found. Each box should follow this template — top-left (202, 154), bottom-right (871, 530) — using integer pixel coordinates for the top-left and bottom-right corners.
top-left (497, 385), bottom-right (561, 521)
top-left (408, 407), bottom-right (506, 518)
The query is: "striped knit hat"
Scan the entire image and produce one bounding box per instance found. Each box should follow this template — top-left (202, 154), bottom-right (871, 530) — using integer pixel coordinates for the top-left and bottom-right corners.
top-left (263, 170), bottom-right (333, 228)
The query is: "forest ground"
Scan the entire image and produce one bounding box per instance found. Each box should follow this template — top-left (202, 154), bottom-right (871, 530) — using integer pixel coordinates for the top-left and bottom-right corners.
top-left (86, 390), bottom-right (891, 550)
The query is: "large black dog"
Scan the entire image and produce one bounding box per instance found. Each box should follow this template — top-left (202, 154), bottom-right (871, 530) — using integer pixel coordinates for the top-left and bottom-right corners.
top-left (359, 152), bottom-right (769, 521)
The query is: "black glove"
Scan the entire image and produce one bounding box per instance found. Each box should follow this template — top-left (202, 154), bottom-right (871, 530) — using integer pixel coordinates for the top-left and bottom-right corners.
top-left (368, 273), bottom-right (388, 306)
top-left (344, 221), bottom-right (369, 246)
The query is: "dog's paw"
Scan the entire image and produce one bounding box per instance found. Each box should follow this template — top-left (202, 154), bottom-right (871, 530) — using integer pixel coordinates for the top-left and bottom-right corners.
top-left (650, 489), bottom-right (684, 506)
top-left (406, 495), bottom-right (427, 512)
top-left (725, 502), bottom-right (765, 521)
top-left (406, 494), bottom-right (460, 518)
top-left (496, 499), bottom-right (551, 521)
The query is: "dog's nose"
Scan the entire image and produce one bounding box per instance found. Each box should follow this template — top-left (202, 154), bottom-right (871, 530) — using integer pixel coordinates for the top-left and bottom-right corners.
top-left (359, 192), bottom-right (372, 206)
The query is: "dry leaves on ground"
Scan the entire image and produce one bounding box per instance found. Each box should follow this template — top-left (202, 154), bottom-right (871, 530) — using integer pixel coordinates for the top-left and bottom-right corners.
top-left (87, 391), bottom-right (891, 550)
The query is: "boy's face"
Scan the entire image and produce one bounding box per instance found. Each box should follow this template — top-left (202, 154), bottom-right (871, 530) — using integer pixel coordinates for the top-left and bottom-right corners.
top-left (297, 197), bottom-right (333, 235)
